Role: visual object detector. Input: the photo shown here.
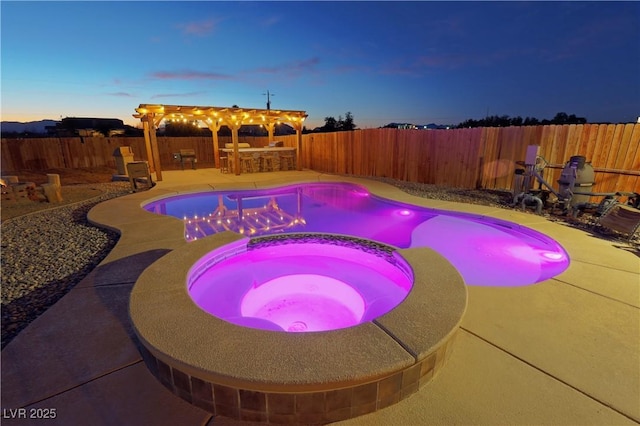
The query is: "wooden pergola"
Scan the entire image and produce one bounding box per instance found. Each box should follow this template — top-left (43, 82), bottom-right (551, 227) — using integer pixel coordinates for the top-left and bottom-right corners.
top-left (133, 104), bottom-right (308, 180)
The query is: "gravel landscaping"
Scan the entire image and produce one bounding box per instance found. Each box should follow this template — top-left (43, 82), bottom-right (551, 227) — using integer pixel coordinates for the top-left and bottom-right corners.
top-left (1, 182), bottom-right (130, 348)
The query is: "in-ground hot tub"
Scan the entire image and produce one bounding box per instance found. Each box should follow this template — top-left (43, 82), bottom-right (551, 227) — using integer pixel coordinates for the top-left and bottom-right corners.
top-left (130, 232), bottom-right (467, 424)
top-left (188, 235), bottom-right (413, 333)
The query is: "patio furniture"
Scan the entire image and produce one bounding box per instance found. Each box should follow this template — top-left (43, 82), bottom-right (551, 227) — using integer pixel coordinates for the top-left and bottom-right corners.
top-left (41, 174), bottom-right (62, 203)
top-left (598, 203), bottom-right (640, 241)
top-left (240, 155), bottom-right (255, 173)
top-left (173, 149), bottom-right (197, 170)
top-left (219, 156), bottom-right (230, 174)
top-left (126, 161), bottom-right (153, 192)
top-left (113, 146), bottom-right (135, 175)
top-left (280, 152), bottom-right (295, 171)
top-left (259, 154), bottom-right (275, 172)
top-left (220, 147), bottom-right (296, 174)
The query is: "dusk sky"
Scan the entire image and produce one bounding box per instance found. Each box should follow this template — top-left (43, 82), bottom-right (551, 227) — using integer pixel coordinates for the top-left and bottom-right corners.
top-left (2, 1), bottom-right (639, 129)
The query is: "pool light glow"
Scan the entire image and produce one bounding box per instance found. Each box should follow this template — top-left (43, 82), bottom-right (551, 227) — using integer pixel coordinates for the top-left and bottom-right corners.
top-left (148, 182), bottom-right (570, 287)
top-left (241, 274), bottom-right (366, 332)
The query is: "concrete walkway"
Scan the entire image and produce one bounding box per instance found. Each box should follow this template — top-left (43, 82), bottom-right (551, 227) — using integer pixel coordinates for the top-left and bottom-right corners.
top-left (2, 169), bottom-right (638, 425)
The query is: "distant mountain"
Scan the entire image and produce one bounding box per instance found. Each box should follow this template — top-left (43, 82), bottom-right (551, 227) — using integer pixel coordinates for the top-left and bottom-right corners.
top-left (1, 120), bottom-right (59, 134)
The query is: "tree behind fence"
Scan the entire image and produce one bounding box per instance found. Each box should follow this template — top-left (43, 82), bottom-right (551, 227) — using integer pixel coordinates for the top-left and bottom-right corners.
top-left (2, 124), bottom-right (638, 194)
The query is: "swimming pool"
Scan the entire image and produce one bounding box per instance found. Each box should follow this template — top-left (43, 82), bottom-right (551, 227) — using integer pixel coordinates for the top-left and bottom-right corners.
top-left (144, 182), bottom-right (569, 286)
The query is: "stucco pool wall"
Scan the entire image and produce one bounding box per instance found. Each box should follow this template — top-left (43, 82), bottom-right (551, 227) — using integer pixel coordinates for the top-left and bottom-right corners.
top-left (130, 231), bottom-right (467, 423)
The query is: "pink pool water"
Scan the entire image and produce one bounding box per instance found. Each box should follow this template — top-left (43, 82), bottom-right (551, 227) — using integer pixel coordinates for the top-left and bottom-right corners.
top-left (188, 236), bottom-right (413, 332)
top-left (147, 182), bottom-right (570, 287)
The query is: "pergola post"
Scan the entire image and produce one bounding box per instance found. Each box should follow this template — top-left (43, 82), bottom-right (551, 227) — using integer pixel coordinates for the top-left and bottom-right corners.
top-left (148, 114), bottom-right (163, 181)
top-left (266, 122), bottom-right (275, 143)
top-left (207, 121), bottom-right (222, 168)
top-left (231, 124), bottom-right (241, 175)
top-left (295, 127), bottom-right (303, 170)
top-left (290, 121), bottom-right (305, 171)
top-left (141, 119), bottom-right (154, 172)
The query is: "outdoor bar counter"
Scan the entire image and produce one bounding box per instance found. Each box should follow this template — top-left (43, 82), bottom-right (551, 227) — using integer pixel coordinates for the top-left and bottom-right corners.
top-left (221, 147), bottom-right (296, 173)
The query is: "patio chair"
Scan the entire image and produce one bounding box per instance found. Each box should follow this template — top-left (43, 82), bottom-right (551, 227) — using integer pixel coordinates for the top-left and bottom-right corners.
top-left (598, 203), bottom-right (640, 241)
top-left (126, 161), bottom-right (153, 192)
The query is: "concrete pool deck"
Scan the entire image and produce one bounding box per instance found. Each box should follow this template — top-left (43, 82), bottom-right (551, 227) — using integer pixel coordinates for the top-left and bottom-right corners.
top-left (1, 169), bottom-right (639, 425)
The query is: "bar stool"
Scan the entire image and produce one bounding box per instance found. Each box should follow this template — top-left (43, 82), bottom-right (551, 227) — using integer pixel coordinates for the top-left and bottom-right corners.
top-left (240, 155), bottom-right (255, 173)
top-left (259, 154), bottom-right (275, 172)
top-left (219, 156), bottom-right (229, 174)
top-left (227, 154), bottom-right (235, 174)
top-left (279, 153), bottom-right (295, 171)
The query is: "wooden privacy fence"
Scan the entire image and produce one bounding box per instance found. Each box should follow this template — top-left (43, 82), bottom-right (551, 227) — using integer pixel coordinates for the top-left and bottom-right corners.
top-left (0, 135), bottom-right (278, 171)
top-left (477, 124), bottom-right (640, 195)
top-left (303, 124), bottom-right (640, 195)
top-left (2, 123), bottom-right (639, 194)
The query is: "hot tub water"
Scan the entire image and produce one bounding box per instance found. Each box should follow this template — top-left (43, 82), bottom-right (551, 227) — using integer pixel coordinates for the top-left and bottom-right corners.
top-left (188, 235), bottom-right (413, 332)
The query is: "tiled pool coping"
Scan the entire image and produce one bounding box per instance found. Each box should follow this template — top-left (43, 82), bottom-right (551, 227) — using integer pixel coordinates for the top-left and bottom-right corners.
top-left (129, 226), bottom-right (467, 423)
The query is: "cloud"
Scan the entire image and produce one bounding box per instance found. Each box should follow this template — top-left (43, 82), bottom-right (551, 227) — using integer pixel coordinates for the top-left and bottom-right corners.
top-left (177, 18), bottom-right (220, 36)
top-left (147, 58), bottom-right (320, 87)
top-left (107, 92), bottom-right (135, 97)
top-left (150, 70), bottom-right (233, 81)
top-left (151, 91), bottom-right (207, 99)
